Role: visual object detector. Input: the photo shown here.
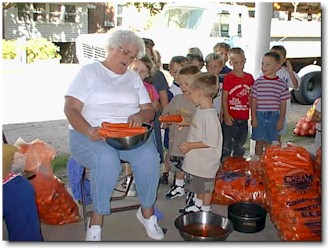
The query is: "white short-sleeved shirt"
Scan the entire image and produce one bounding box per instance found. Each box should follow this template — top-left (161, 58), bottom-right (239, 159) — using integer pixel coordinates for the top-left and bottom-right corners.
top-left (182, 107), bottom-right (222, 178)
top-left (65, 62), bottom-right (151, 128)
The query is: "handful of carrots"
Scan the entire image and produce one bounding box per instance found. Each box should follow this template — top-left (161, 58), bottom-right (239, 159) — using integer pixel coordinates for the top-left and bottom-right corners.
top-left (98, 122), bottom-right (147, 138)
top-left (159, 114), bottom-right (183, 123)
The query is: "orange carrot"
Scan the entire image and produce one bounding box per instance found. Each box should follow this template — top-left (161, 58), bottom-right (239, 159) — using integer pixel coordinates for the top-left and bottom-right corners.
top-left (159, 114), bottom-right (183, 123)
top-left (98, 127), bottom-right (147, 138)
top-left (101, 122), bottom-right (130, 129)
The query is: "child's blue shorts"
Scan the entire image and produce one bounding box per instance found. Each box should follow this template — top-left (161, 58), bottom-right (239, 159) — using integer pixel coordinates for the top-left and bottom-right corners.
top-left (251, 111), bottom-right (280, 143)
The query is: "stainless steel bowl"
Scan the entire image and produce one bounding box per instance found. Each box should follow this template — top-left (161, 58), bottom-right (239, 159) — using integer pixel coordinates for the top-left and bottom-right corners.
top-left (105, 123), bottom-right (152, 150)
top-left (175, 211), bottom-right (234, 241)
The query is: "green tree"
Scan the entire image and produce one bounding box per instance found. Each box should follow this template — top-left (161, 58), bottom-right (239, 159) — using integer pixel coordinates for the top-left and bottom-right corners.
top-left (124, 2), bottom-right (166, 15)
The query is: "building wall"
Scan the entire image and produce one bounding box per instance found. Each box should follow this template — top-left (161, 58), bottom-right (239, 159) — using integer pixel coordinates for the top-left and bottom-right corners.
top-left (3, 3), bottom-right (89, 42)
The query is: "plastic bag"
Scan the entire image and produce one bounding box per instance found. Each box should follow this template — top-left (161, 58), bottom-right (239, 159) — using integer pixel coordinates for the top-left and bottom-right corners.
top-left (262, 144), bottom-right (321, 241)
top-left (16, 138), bottom-right (80, 225)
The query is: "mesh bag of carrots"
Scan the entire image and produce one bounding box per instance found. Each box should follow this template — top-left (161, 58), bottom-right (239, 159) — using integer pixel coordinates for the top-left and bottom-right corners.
top-left (212, 156), bottom-right (266, 205)
top-left (16, 139), bottom-right (80, 225)
top-left (261, 144), bottom-right (321, 241)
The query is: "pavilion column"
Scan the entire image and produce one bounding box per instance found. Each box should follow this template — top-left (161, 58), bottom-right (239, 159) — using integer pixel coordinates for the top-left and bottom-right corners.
top-left (249, 2), bottom-right (273, 156)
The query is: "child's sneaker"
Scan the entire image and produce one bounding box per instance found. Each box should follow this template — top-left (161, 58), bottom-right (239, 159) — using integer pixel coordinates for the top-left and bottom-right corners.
top-left (182, 203), bottom-right (201, 214)
top-left (164, 185), bottom-right (185, 199)
top-left (127, 182), bottom-right (136, 197)
top-left (85, 218), bottom-right (102, 241)
top-left (136, 207), bottom-right (164, 240)
top-left (159, 172), bottom-right (169, 185)
top-left (185, 191), bottom-right (195, 205)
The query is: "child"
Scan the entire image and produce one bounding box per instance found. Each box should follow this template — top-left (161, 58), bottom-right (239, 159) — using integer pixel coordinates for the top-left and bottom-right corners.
top-left (221, 48), bottom-right (254, 163)
top-left (129, 55), bottom-right (161, 113)
top-left (204, 52), bottom-right (225, 117)
top-left (126, 55), bottom-right (161, 196)
top-left (143, 37), bottom-right (170, 169)
top-left (160, 65), bottom-right (200, 199)
top-left (251, 52), bottom-right (290, 157)
top-left (179, 72), bottom-right (222, 213)
top-left (213, 42), bottom-right (232, 77)
top-left (187, 47), bottom-right (204, 58)
top-left (159, 56), bottom-right (189, 185)
top-left (186, 53), bottom-right (204, 71)
top-left (269, 45), bottom-right (301, 142)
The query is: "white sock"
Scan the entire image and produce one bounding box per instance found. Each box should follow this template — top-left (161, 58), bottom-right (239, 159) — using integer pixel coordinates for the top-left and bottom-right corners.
top-left (195, 197), bottom-right (202, 207)
top-left (201, 205), bottom-right (211, 212)
top-left (175, 179), bottom-right (184, 187)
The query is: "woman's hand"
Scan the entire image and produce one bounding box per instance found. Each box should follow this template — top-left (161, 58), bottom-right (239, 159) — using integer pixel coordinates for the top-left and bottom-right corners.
top-left (127, 113), bottom-right (143, 127)
top-left (87, 127), bottom-right (105, 142)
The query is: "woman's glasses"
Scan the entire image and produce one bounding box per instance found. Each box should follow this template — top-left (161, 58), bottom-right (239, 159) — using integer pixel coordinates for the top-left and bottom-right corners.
top-left (119, 47), bottom-right (137, 61)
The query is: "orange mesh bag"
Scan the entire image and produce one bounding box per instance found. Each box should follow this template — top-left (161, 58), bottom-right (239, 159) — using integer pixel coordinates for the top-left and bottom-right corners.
top-left (212, 167), bottom-right (266, 205)
top-left (262, 144), bottom-right (321, 241)
top-left (222, 156), bottom-right (250, 171)
top-left (17, 139), bottom-right (80, 225)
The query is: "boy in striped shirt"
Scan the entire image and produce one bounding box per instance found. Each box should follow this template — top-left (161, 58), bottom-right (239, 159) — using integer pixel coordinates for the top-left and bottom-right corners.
top-left (251, 52), bottom-right (290, 156)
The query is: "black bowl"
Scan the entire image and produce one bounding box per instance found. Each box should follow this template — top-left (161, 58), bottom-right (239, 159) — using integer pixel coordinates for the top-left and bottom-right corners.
top-left (175, 211), bottom-right (234, 241)
top-left (105, 123), bottom-right (152, 150)
top-left (228, 202), bottom-right (267, 233)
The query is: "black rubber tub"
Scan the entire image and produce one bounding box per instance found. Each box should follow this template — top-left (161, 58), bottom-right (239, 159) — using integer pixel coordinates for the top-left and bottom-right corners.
top-left (228, 202), bottom-right (267, 233)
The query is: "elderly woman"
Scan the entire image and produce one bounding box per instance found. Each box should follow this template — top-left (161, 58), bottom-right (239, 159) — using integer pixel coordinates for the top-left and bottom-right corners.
top-left (64, 30), bottom-right (164, 241)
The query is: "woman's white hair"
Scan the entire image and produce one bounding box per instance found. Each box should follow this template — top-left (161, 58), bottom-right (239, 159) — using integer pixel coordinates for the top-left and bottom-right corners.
top-left (105, 29), bottom-right (145, 59)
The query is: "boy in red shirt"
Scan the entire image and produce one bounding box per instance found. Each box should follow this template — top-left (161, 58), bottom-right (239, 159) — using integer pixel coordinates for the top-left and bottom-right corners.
top-left (221, 47), bottom-right (254, 162)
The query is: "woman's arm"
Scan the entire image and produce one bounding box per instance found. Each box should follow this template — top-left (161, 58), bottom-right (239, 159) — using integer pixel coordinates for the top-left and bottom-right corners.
top-left (64, 96), bottom-right (104, 141)
top-left (128, 103), bottom-right (155, 127)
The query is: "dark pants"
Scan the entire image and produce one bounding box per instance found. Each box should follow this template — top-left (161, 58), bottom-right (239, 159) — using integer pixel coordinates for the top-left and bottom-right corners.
top-left (153, 112), bottom-right (164, 163)
top-left (3, 176), bottom-right (43, 241)
top-left (221, 119), bottom-right (248, 162)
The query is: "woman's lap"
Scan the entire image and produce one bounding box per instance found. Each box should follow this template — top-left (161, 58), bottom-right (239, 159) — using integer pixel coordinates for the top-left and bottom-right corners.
top-left (69, 130), bottom-right (160, 214)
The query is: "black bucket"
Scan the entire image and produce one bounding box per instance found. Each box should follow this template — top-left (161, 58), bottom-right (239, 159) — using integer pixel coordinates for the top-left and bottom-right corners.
top-left (228, 202), bottom-right (267, 233)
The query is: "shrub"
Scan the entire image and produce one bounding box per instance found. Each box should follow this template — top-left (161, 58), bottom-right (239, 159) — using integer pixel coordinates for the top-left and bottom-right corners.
top-left (26, 37), bottom-right (62, 63)
top-left (2, 39), bottom-right (17, 59)
top-left (2, 37), bottom-right (62, 63)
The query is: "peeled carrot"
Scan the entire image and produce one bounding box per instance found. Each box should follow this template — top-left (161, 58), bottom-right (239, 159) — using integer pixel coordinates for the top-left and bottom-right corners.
top-left (101, 122), bottom-right (130, 129)
top-left (98, 127), bottom-right (147, 138)
top-left (159, 114), bottom-right (183, 123)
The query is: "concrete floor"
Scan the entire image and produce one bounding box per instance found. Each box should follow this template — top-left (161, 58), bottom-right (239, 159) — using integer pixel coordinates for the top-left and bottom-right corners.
top-left (3, 174), bottom-right (281, 242)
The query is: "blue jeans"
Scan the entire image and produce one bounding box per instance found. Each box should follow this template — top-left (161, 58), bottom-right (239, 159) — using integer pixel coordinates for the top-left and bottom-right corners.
top-left (3, 176), bottom-right (43, 241)
top-left (69, 130), bottom-right (161, 215)
top-left (251, 111), bottom-right (280, 143)
top-left (221, 119), bottom-right (248, 162)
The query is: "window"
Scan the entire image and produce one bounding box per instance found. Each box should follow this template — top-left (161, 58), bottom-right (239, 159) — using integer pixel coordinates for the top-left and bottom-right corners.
top-left (210, 10), bottom-right (243, 38)
top-left (211, 12), bottom-right (230, 37)
top-left (17, 3), bottom-right (31, 21)
top-left (63, 5), bottom-right (76, 23)
top-left (32, 3), bottom-right (46, 22)
top-left (50, 4), bottom-right (76, 23)
top-left (17, 3), bottom-right (76, 23)
top-left (116, 4), bottom-right (123, 27)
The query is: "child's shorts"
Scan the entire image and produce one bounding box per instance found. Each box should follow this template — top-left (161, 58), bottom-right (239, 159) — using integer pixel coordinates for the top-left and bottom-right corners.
top-left (169, 155), bottom-right (184, 173)
top-left (186, 173), bottom-right (215, 194)
top-left (251, 111), bottom-right (280, 143)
